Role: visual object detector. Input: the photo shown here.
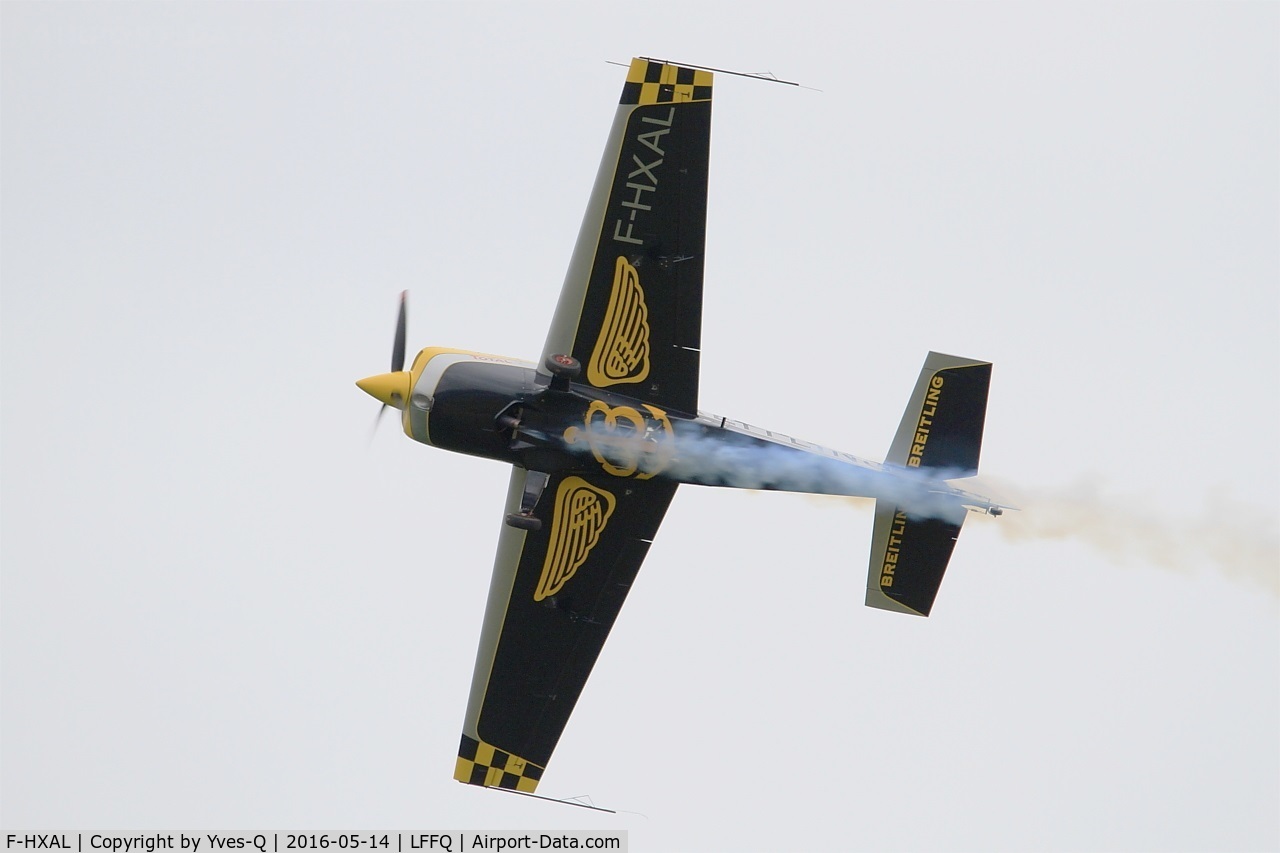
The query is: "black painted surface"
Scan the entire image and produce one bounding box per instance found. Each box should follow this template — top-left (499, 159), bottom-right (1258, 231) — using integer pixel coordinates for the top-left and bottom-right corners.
top-left (476, 473), bottom-right (677, 766)
top-left (426, 362), bottom-right (536, 462)
top-left (919, 363), bottom-right (991, 476)
top-left (568, 98), bottom-right (711, 416)
top-left (882, 509), bottom-right (966, 617)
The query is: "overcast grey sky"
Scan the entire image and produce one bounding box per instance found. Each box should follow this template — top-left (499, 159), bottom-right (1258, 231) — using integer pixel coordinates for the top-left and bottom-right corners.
top-left (3, 3), bottom-right (1277, 851)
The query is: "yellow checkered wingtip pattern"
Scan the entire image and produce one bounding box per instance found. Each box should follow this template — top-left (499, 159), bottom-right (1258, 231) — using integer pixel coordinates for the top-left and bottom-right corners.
top-left (621, 57), bottom-right (713, 105)
top-left (454, 734), bottom-right (544, 793)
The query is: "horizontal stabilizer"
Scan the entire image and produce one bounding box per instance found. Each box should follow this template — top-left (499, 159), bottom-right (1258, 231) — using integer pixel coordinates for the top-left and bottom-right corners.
top-left (864, 499), bottom-right (966, 617)
top-left (886, 352), bottom-right (991, 477)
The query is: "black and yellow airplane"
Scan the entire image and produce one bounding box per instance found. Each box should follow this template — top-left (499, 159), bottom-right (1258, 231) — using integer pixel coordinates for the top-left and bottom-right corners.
top-left (357, 57), bottom-right (1005, 796)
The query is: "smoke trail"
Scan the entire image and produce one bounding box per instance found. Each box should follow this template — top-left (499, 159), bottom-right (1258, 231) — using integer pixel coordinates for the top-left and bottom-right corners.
top-left (661, 431), bottom-right (1279, 597)
top-left (538, 418), bottom-right (1279, 597)
top-left (560, 419), bottom-right (977, 520)
top-left (971, 477), bottom-right (1280, 598)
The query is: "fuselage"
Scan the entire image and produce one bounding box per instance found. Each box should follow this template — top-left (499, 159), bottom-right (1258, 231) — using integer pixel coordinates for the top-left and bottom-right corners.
top-left (375, 348), bottom-right (982, 517)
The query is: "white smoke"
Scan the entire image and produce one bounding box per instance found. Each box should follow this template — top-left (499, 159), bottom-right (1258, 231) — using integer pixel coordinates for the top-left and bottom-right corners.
top-left (554, 420), bottom-right (977, 520)
top-left (970, 477), bottom-right (1280, 598)
top-left (662, 434), bottom-right (1279, 597)
top-left (537, 419), bottom-right (1280, 597)
top-left (661, 428), bottom-right (972, 519)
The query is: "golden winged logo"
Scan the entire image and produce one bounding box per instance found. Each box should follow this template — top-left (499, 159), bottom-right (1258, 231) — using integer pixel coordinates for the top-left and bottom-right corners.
top-left (534, 477), bottom-right (617, 602)
top-left (587, 256), bottom-right (650, 387)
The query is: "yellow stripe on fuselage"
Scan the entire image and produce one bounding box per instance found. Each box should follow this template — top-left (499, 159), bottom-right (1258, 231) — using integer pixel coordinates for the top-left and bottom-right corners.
top-left (404, 347), bottom-right (535, 443)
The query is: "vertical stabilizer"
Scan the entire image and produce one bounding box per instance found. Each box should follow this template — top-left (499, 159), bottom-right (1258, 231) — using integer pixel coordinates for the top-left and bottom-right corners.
top-left (885, 352), bottom-right (991, 476)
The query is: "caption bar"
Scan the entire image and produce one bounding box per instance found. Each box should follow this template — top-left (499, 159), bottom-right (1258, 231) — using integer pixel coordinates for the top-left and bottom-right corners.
top-left (4, 835), bottom-right (626, 853)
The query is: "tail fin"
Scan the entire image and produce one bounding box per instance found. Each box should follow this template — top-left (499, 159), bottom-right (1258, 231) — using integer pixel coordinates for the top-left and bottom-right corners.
top-left (884, 351), bottom-right (991, 476)
top-left (865, 500), bottom-right (966, 616)
top-left (866, 352), bottom-right (991, 616)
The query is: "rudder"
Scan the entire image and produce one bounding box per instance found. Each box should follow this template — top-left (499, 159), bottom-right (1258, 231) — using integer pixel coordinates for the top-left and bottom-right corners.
top-left (885, 352), bottom-right (991, 477)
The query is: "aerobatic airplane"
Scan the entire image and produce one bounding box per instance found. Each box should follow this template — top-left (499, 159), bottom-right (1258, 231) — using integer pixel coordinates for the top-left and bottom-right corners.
top-left (357, 57), bottom-right (1005, 796)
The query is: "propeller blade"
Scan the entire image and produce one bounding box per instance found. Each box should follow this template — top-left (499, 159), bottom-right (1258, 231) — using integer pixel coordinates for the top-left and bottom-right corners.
top-left (368, 404), bottom-right (389, 446)
top-left (365, 291), bottom-right (409, 448)
top-left (391, 290), bottom-right (407, 373)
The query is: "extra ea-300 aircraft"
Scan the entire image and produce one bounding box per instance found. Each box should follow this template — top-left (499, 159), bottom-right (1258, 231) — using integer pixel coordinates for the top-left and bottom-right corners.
top-left (357, 57), bottom-right (1006, 797)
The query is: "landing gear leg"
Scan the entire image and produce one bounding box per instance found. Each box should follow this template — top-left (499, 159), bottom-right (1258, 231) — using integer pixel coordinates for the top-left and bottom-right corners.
top-left (505, 470), bottom-right (550, 531)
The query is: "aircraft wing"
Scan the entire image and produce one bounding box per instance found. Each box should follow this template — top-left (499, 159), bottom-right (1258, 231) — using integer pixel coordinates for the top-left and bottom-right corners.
top-left (541, 57), bottom-right (712, 416)
top-left (454, 466), bottom-right (677, 792)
